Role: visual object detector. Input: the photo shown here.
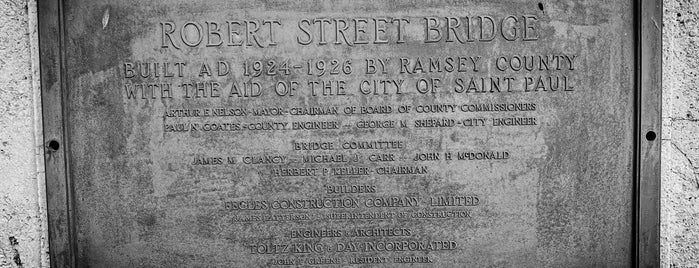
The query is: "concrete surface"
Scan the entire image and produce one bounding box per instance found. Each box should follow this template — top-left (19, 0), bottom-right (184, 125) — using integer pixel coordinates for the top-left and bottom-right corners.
top-left (0, 0), bottom-right (693, 267)
top-left (662, 0), bottom-right (699, 266)
top-left (0, 0), bottom-right (48, 267)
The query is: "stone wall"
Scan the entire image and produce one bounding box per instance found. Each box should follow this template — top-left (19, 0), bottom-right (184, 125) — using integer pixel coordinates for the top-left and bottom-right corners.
top-left (0, 0), bottom-right (48, 267)
top-left (662, 0), bottom-right (699, 266)
top-left (0, 0), bottom-right (694, 267)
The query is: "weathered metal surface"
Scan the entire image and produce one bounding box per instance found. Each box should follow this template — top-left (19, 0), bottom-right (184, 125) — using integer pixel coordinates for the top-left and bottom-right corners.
top-left (39, 0), bottom-right (660, 267)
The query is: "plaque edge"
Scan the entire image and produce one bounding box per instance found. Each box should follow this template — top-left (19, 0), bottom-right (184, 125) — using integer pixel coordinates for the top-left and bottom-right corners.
top-left (636, 0), bottom-right (662, 267)
top-left (38, 0), bottom-right (78, 267)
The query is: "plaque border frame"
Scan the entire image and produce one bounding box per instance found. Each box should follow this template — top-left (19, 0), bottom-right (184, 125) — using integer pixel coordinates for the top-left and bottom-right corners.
top-left (635, 1), bottom-right (662, 267)
top-left (37, 1), bottom-right (662, 267)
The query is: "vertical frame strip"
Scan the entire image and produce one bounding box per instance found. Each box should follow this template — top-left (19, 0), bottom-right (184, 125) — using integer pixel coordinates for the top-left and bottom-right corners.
top-left (38, 0), bottom-right (76, 267)
top-left (637, 0), bottom-right (662, 267)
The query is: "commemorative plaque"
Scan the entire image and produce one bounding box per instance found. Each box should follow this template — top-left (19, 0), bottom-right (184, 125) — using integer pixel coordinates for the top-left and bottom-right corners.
top-left (39, 0), bottom-right (661, 267)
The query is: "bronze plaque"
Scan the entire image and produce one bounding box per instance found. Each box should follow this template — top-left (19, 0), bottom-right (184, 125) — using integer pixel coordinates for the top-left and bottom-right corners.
top-left (39, 0), bottom-right (662, 267)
